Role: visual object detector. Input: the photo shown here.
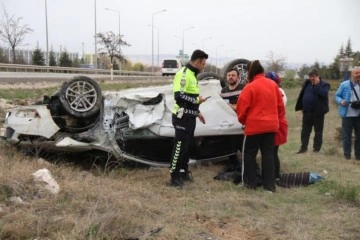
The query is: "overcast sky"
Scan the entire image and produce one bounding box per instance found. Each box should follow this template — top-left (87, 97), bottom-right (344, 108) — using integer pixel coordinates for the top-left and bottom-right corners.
top-left (1, 0), bottom-right (359, 66)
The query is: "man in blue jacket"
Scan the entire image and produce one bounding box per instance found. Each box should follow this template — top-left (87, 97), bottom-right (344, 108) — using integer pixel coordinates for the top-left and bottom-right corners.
top-left (335, 67), bottom-right (360, 160)
top-left (295, 69), bottom-right (330, 154)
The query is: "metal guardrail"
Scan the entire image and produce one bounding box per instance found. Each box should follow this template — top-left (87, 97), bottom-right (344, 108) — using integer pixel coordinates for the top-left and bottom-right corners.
top-left (0, 63), bottom-right (158, 76)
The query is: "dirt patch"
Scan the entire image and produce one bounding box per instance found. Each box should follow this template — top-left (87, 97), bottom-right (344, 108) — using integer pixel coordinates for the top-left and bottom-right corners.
top-left (196, 215), bottom-right (261, 240)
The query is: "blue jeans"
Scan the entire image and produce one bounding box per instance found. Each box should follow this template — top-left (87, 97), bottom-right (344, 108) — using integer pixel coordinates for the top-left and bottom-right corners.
top-left (342, 116), bottom-right (360, 159)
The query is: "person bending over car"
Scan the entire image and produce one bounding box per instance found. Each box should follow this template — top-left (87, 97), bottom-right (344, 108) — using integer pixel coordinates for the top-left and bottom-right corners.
top-left (169, 49), bottom-right (209, 187)
top-left (236, 60), bottom-right (285, 192)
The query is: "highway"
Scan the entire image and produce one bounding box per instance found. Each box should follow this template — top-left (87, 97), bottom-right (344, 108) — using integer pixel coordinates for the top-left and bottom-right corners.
top-left (0, 71), bottom-right (169, 84)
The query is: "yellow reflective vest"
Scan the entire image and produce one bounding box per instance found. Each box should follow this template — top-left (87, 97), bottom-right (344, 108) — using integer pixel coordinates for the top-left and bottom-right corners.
top-left (172, 66), bottom-right (201, 118)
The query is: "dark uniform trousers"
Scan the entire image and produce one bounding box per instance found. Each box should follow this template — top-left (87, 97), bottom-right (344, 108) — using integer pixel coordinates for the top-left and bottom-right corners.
top-left (170, 115), bottom-right (196, 173)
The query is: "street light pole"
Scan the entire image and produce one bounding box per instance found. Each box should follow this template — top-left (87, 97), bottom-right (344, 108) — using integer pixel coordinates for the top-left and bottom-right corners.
top-left (149, 24), bottom-right (160, 72)
top-left (151, 9), bottom-right (166, 73)
top-left (215, 44), bottom-right (224, 74)
top-left (44, 0), bottom-right (49, 66)
top-left (94, 0), bottom-right (97, 69)
top-left (82, 42), bottom-right (84, 60)
top-left (157, 26), bottom-right (160, 69)
top-left (105, 8), bottom-right (121, 71)
top-left (181, 26), bottom-right (194, 64)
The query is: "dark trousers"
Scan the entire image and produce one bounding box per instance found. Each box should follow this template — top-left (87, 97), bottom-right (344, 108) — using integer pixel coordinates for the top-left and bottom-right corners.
top-left (274, 145), bottom-right (280, 178)
top-left (226, 135), bottom-right (243, 171)
top-left (170, 116), bottom-right (196, 173)
top-left (300, 112), bottom-right (324, 151)
top-left (243, 132), bottom-right (276, 189)
top-left (342, 116), bottom-right (360, 159)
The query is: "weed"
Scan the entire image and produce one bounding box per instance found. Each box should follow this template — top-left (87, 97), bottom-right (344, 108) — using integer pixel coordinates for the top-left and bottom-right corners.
top-left (85, 223), bottom-right (100, 240)
top-left (316, 179), bottom-right (359, 203)
top-left (0, 184), bottom-right (12, 202)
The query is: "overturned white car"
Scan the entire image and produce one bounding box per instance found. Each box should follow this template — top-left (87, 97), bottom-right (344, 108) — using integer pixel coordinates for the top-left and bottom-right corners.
top-left (2, 60), bottom-right (249, 167)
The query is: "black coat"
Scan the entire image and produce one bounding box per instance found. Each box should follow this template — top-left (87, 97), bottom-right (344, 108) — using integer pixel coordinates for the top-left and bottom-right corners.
top-left (295, 78), bottom-right (330, 116)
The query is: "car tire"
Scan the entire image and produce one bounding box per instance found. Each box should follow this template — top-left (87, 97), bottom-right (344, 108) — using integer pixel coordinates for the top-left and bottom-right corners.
top-left (59, 76), bottom-right (102, 118)
top-left (221, 59), bottom-right (249, 86)
top-left (197, 72), bottom-right (226, 88)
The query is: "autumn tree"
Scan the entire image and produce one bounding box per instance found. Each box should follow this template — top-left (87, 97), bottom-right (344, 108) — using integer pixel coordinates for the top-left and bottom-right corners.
top-left (96, 31), bottom-right (130, 70)
top-left (32, 47), bottom-right (45, 66)
top-left (265, 51), bottom-right (287, 73)
top-left (0, 7), bottom-right (33, 63)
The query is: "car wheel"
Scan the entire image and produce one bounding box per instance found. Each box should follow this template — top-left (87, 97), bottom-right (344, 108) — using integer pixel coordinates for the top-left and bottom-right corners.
top-left (197, 72), bottom-right (226, 88)
top-left (221, 59), bottom-right (249, 86)
top-left (59, 76), bottom-right (102, 118)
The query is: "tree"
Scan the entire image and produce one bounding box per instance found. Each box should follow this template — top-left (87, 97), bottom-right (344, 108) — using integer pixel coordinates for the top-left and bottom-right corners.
top-left (72, 57), bottom-right (80, 68)
top-left (0, 45), bottom-right (8, 63)
top-left (283, 69), bottom-right (297, 80)
top-left (0, 7), bottom-right (33, 63)
top-left (345, 38), bottom-right (352, 57)
top-left (352, 51), bottom-right (360, 68)
top-left (32, 47), bottom-right (45, 66)
top-left (265, 51), bottom-right (287, 73)
top-left (49, 48), bottom-right (56, 66)
top-left (96, 31), bottom-right (130, 69)
top-left (132, 62), bottom-right (145, 71)
top-left (297, 64), bottom-right (311, 79)
top-left (338, 44), bottom-right (345, 58)
top-left (311, 61), bottom-right (320, 70)
top-left (59, 50), bottom-right (72, 67)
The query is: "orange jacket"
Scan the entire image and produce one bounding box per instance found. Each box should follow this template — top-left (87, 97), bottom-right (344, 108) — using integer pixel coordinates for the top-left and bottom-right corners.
top-left (237, 74), bottom-right (286, 136)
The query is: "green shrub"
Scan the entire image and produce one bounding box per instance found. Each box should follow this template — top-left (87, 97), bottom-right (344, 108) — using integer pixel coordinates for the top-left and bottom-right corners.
top-left (316, 179), bottom-right (359, 203)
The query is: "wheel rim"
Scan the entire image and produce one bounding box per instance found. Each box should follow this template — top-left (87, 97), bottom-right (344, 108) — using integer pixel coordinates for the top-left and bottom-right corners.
top-left (233, 63), bottom-right (248, 85)
top-left (65, 80), bottom-right (98, 112)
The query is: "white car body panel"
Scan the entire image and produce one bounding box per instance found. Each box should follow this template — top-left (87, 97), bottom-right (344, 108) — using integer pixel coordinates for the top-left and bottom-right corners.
top-left (5, 105), bottom-right (60, 140)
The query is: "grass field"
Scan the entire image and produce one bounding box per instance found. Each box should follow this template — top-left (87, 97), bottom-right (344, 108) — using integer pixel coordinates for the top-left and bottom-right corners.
top-left (0, 80), bottom-right (359, 239)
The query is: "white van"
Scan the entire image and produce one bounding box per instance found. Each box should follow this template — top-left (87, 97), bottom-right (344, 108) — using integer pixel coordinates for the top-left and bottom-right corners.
top-left (161, 59), bottom-right (182, 76)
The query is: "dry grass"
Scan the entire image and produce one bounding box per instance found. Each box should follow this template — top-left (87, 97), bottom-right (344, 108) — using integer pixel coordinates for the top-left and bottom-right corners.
top-left (0, 83), bottom-right (360, 239)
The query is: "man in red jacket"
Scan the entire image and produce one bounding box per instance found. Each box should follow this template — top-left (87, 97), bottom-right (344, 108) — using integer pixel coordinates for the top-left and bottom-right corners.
top-left (237, 60), bottom-right (286, 192)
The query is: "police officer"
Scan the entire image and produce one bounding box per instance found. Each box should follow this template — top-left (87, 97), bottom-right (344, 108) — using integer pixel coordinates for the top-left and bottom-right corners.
top-left (169, 49), bottom-right (209, 187)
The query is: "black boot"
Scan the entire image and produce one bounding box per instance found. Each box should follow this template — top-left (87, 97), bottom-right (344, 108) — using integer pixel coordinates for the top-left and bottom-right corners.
top-left (180, 169), bottom-right (193, 182)
top-left (170, 172), bottom-right (184, 187)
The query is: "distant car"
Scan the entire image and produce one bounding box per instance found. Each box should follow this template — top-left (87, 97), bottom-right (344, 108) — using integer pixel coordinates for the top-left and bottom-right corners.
top-left (161, 59), bottom-right (182, 76)
top-left (2, 59), bottom-right (249, 167)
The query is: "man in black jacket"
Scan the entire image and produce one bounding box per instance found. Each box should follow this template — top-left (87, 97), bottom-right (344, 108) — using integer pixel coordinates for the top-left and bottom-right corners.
top-left (295, 68), bottom-right (330, 154)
